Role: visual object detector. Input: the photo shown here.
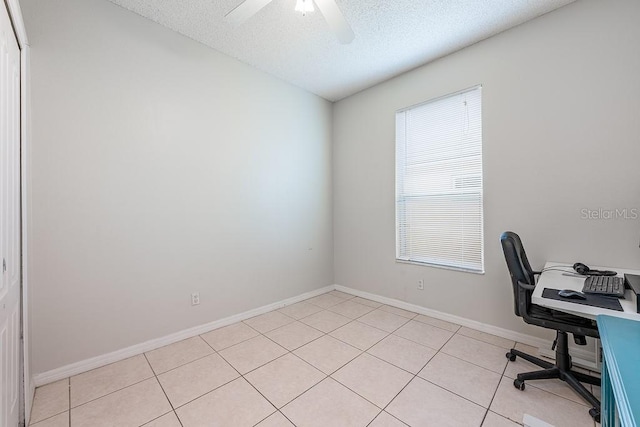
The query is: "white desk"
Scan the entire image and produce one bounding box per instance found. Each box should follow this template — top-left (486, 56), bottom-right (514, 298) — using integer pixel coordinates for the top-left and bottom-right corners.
top-left (533, 262), bottom-right (640, 321)
top-left (534, 263), bottom-right (640, 426)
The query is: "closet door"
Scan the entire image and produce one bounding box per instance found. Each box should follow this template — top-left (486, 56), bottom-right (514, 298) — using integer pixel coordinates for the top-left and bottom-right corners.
top-left (0, 1), bottom-right (21, 426)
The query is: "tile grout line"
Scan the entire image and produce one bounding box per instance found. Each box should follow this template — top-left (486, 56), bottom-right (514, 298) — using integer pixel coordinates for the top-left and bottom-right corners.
top-left (26, 382), bottom-right (70, 427)
top-left (137, 409), bottom-right (178, 427)
top-left (368, 327), bottom-right (462, 425)
top-left (39, 293), bottom-right (585, 427)
top-left (366, 411), bottom-right (409, 427)
top-left (249, 305), bottom-right (397, 423)
top-left (150, 350), bottom-right (214, 377)
top-left (29, 296), bottom-right (439, 425)
top-left (335, 319), bottom-right (459, 425)
top-left (145, 310), bottom-right (312, 425)
top-left (260, 352), bottom-right (333, 409)
top-left (160, 338), bottom-right (248, 411)
top-left (250, 296), bottom-right (371, 426)
top-left (239, 327), bottom-right (338, 414)
top-left (175, 409), bottom-right (185, 427)
top-left (159, 300), bottom-right (430, 423)
top-left (183, 299), bottom-right (588, 426)
top-left (26, 411), bottom-right (68, 427)
top-left (278, 299), bottom-right (435, 342)
top-left (192, 335), bottom-right (279, 424)
top-left (166, 309), bottom-right (427, 386)
top-left (66, 373), bottom-right (155, 412)
top-left (170, 376), bottom-right (241, 411)
top-left (395, 325), bottom-right (537, 420)
top-left (477, 342), bottom-right (513, 427)
top-left (276, 302), bottom-right (326, 321)
top-left (432, 329), bottom-right (518, 379)
top-left (276, 410), bottom-right (298, 427)
top-left (242, 310), bottom-right (297, 332)
top-left (481, 343), bottom-right (597, 425)
top-left (143, 351), bottom-right (159, 377)
top-left (199, 326), bottom-right (288, 425)
top-left (144, 353), bottom-right (176, 412)
top-left (35, 305), bottom-right (344, 425)
top-left (363, 347), bottom-right (431, 378)
top-left (63, 354), bottom-right (160, 415)
top-left (218, 347), bottom-right (280, 426)
top-left (27, 296), bottom-right (356, 425)
top-left (143, 351), bottom-right (186, 427)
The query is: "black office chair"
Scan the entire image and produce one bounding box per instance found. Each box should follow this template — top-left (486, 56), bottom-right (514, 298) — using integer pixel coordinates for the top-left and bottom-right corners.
top-left (500, 231), bottom-right (602, 422)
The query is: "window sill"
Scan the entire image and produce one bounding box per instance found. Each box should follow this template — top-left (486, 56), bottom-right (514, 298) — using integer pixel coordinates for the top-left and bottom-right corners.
top-left (396, 259), bottom-right (485, 275)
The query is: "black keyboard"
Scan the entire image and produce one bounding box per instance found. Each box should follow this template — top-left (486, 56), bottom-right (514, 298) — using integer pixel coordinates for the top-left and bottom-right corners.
top-left (582, 276), bottom-right (625, 297)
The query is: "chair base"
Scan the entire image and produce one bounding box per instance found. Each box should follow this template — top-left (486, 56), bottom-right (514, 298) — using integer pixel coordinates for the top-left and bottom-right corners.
top-left (506, 332), bottom-right (601, 423)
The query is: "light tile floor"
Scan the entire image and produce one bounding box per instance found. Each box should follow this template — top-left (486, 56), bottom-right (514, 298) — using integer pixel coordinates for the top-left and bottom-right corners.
top-left (29, 290), bottom-right (600, 427)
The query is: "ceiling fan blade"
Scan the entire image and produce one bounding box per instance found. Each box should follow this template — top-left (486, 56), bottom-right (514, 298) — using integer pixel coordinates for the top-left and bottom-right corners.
top-left (225, 0), bottom-right (274, 25)
top-left (314, 0), bottom-right (354, 44)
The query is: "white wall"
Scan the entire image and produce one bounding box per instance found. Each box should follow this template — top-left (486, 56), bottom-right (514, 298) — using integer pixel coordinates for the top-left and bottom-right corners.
top-left (333, 0), bottom-right (640, 339)
top-left (22, 0), bottom-right (333, 375)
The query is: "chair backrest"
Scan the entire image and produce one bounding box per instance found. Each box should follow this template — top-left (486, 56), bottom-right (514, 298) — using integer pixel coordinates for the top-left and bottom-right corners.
top-left (500, 231), bottom-right (536, 317)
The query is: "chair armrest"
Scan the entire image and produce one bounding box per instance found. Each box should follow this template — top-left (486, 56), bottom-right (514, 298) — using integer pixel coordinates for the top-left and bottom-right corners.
top-left (517, 280), bottom-right (536, 291)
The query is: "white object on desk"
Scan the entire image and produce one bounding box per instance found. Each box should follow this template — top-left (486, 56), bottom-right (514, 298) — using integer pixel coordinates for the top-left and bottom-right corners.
top-left (533, 262), bottom-right (640, 321)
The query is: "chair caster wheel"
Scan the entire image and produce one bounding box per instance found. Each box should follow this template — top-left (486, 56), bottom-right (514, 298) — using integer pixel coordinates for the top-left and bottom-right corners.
top-left (506, 351), bottom-right (516, 362)
top-left (513, 379), bottom-right (525, 390)
top-left (589, 408), bottom-right (600, 423)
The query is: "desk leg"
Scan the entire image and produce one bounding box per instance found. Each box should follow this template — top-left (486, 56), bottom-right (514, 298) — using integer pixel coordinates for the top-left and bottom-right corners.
top-left (601, 357), bottom-right (618, 427)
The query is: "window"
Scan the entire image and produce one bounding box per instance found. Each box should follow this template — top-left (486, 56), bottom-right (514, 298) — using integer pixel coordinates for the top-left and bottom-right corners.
top-left (395, 86), bottom-right (484, 273)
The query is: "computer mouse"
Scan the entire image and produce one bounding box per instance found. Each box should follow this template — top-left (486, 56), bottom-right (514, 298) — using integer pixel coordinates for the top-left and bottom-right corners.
top-left (558, 289), bottom-right (587, 300)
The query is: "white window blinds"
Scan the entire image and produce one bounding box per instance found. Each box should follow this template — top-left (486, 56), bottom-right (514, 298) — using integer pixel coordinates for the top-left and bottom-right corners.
top-left (396, 86), bottom-right (484, 273)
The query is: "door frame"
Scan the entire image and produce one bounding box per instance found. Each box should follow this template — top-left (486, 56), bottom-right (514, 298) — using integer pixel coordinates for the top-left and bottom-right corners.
top-left (3, 0), bottom-right (30, 424)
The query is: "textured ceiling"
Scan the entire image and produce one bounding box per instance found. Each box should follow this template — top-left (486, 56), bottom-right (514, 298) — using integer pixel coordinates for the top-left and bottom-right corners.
top-left (107, 0), bottom-right (575, 101)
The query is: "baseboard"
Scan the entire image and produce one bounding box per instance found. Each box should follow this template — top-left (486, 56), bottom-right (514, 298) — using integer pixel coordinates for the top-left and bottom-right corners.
top-left (26, 378), bottom-right (35, 426)
top-left (333, 284), bottom-right (597, 368)
top-left (334, 285), bottom-right (549, 347)
top-left (33, 285), bottom-right (333, 386)
top-left (34, 282), bottom-right (597, 387)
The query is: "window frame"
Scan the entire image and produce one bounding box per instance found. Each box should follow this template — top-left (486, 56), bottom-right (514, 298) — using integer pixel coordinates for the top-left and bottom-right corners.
top-left (395, 85), bottom-right (485, 274)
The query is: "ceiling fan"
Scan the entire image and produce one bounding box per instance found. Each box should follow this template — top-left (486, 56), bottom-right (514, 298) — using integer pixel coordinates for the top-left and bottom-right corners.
top-left (225, 0), bottom-right (355, 44)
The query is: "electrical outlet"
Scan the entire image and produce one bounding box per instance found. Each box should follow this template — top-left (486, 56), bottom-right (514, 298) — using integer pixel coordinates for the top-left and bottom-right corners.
top-left (191, 292), bottom-right (200, 306)
top-left (417, 279), bottom-right (424, 290)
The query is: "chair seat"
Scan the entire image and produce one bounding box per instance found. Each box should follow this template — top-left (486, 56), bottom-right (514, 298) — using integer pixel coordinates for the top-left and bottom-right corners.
top-left (527, 304), bottom-right (599, 338)
top-left (529, 304), bottom-right (597, 327)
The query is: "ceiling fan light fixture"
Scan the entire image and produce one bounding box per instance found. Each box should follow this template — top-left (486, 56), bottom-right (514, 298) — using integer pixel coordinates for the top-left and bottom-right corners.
top-left (295, 0), bottom-right (314, 15)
